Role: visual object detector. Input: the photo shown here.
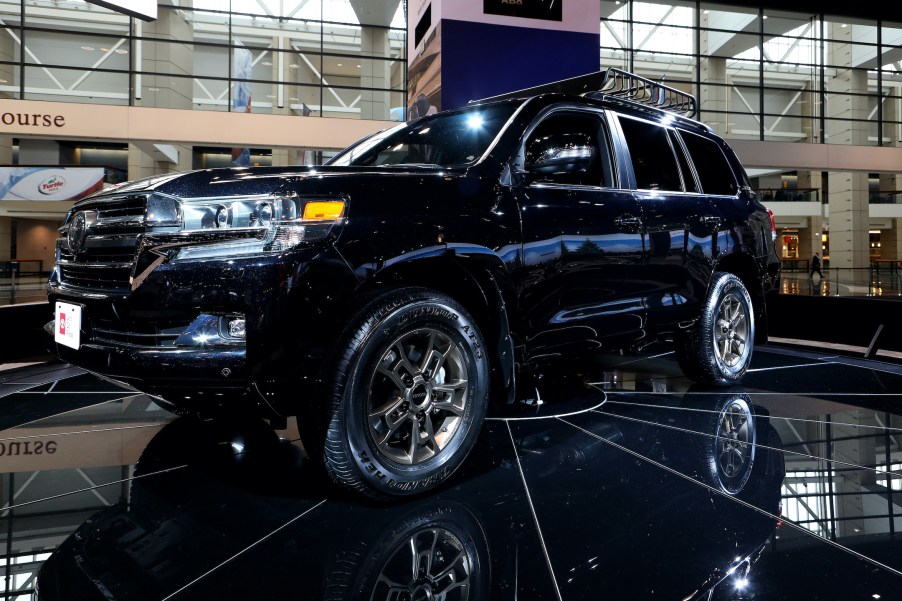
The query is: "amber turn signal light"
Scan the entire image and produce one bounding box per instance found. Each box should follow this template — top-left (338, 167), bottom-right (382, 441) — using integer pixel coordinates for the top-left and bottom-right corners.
top-left (302, 201), bottom-right (345, 221)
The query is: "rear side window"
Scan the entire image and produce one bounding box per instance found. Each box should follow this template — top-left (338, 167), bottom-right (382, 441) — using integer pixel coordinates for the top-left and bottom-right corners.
top-left (679, 131), bottom-right (738, 196)
top-left (617, 116), bottom-right (683, 192)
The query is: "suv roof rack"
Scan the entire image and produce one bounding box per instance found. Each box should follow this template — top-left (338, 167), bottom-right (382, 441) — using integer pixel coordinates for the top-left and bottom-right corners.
top-left (471, 67), bottom-right (698, 119)
top-left (587, 68), bottom-right (697, 118)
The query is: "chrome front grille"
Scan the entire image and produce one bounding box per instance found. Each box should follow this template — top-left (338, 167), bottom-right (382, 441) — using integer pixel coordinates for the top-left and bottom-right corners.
top-left (59, 264), bottom-right (133, 290)
top-left (58, 194), bottom-right (149, 292)
top-left (91, 196), bottom-right (147, 220)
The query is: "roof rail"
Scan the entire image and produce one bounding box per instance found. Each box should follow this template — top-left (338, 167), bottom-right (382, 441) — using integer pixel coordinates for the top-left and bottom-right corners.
top-left (470, 67), bottom-right (698, 118)
top-left (586, 68), bottom-right (697, 118)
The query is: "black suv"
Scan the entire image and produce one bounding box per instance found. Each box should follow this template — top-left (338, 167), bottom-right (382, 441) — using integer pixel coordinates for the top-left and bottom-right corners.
top-left (47, 69), bottom-right (780, 497)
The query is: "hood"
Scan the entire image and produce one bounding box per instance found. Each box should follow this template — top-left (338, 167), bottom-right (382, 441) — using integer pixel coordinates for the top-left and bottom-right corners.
top-left (79, 164), bottom-right (469, 203)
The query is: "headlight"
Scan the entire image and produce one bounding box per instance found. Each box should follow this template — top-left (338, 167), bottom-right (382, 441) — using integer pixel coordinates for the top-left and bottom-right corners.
top-left (170, 194), bottom-right (346, 260)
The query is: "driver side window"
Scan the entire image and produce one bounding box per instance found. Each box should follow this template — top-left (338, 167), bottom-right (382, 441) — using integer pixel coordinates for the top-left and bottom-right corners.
top-left (524, 111), bottom-right (613, 187)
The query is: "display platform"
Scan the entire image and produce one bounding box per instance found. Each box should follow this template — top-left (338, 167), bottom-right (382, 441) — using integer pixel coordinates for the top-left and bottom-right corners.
top-left (1, 345), bottom-right (901, 600)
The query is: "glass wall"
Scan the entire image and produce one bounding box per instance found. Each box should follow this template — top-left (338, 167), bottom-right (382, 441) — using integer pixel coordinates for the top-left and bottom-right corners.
top-left (599, 2), bottom-right (902, 148)
top-left (0, 0), bottom-right (407, 120)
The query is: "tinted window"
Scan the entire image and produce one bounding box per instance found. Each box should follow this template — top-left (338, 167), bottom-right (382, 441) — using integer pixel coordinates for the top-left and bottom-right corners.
top-left (328, 103), bottom-right (517, 167)
top-left (680, 131), bottom-right (738, 195)
top-left (524, 111), bottom-right (614, 187)
top-left (618, 117), bottom-right (683, 191)
top-left (669, 130), bottom-right (698, 193)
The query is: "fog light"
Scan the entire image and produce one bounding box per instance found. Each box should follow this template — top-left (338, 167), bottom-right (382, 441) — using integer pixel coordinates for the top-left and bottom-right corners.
top-left (228, 318), bottom-right (246, 339)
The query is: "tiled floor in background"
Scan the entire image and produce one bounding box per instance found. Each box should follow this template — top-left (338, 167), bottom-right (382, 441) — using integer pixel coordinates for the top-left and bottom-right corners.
top-left (2, 345), bottom-right (901, 600)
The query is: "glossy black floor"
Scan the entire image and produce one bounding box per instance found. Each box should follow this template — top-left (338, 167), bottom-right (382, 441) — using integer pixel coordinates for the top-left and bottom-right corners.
top-left (2, 345), bottom-right (901, 600)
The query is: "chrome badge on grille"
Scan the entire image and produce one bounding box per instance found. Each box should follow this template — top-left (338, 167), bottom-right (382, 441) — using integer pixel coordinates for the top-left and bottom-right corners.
top-left (67, 210), bottom-right (97, 254)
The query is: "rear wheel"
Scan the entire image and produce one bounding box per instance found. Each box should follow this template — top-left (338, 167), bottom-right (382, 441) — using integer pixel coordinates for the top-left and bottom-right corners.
top-left (676, 272), bottom-right (754, 386)
top-left (316, 288), bottom-right (489, 498)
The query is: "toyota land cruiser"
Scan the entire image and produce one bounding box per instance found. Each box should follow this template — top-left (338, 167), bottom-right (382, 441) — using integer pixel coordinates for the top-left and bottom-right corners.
top-left (47, 69), bottom-right (780, 497)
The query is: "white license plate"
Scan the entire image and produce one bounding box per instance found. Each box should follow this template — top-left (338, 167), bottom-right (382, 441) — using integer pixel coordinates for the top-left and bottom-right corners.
top-left (55, 302), bottom-right (83, 350)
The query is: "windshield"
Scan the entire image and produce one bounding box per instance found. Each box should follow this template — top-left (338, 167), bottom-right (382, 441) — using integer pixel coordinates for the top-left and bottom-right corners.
top-left (328, 103), bottom-right (519, 167)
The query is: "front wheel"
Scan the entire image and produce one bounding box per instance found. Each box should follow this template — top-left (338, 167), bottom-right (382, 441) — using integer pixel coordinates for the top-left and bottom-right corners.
top-left (676, 272), bottom-right (754, 386)
top-left (318, 288), bottom-right (489, 498)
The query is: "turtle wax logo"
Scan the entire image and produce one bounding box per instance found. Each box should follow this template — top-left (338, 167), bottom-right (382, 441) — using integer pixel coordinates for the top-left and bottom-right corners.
top-left (39, 175), bottom-right (66, 195)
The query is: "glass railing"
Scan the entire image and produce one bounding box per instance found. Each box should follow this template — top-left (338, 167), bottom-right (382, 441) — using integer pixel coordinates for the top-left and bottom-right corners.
top-left (0, 272), bottom-right (49, 306)
top-left (869, 191), bottom-right (902, 204)
top-left (780, 265), bottom-right (902, 297)
top-left (757, 189), bottom-right (902, 205)
top-left (756, 188), bottom-right (820, 203)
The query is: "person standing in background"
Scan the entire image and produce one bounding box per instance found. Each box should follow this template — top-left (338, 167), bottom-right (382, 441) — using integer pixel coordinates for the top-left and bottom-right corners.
top-left (810, 252), bottom-right (823, 279)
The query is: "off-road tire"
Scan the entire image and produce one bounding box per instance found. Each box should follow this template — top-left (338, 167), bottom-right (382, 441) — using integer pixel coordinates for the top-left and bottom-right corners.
top-left (676, 272), bottom-right (754, 386)
top-left (318, 287), bottom-right (489, 498)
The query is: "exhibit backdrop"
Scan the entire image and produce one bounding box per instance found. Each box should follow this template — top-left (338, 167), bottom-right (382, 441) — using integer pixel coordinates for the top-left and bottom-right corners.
top-left (407, 0), bottom-right (601, 112)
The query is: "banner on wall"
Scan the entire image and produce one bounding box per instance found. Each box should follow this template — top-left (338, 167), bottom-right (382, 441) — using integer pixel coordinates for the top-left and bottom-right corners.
top-left (0, 167), bottom-right (105, 202)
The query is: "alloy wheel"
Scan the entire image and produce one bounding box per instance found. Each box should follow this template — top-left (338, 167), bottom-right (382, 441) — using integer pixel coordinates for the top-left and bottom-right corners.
top-left (715, 293), bottom-right (748, 367)
top-left (367, 329), bottom-right (469, 466)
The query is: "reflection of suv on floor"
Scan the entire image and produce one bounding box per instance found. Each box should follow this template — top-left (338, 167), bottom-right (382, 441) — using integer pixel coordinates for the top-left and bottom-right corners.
top-left (47, 69), bottom-right (780, 497)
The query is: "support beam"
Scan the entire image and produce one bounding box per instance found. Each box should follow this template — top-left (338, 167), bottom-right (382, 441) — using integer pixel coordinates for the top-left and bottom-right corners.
top-left (350, 0), bottom-right (401, 27)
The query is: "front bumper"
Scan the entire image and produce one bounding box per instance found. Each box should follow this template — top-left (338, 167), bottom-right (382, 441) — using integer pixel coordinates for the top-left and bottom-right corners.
top-left (48, 332), bottom-right (248, 393)
top-left (47, 245), bottom-right (357, 408)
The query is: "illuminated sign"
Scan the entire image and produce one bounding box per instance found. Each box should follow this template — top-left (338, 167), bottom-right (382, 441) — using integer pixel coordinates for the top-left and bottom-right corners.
top-left (86, 0), bottom-right (157, 21)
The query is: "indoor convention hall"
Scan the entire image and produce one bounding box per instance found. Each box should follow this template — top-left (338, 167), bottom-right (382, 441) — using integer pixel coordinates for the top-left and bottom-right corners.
top-left (1, 1), bottom-right (901, 599)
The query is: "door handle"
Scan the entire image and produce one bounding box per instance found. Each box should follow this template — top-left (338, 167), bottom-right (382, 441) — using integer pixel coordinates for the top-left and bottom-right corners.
top-left (700, 215), bottom-right (721, 226)
top-left (615, 214), bottom-right (642, 229)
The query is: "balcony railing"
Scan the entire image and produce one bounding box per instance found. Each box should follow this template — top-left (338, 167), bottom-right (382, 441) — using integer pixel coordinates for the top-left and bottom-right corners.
top-left (757, 188), bottom-right (820, 203)
top-left (757, 189), bottom-right (902, 205)
top-left (780, 264), bottom-right (902, 297)
top-left (869, 191), bottom-right (902, 204)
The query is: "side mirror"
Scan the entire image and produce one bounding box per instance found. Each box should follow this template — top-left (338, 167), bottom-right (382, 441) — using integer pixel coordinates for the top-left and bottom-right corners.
top-left (525, 133), bottom-right (596, 176)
